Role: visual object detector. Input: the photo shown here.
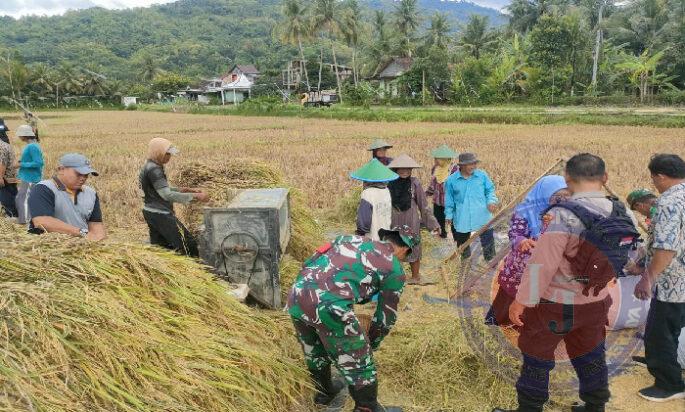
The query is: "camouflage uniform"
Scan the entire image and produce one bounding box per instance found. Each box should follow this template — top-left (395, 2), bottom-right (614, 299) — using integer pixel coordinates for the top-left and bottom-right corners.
top-left (287, 235), bottom-right (405, 389)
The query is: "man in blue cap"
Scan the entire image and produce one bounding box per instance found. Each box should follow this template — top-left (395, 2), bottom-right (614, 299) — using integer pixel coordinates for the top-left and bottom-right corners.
top-left (27, 153), bottom-right (106, 240)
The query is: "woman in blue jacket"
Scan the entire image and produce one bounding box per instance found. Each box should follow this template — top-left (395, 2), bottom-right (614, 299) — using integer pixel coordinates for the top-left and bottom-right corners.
top-left (15, 124), bottom-right (44, 225)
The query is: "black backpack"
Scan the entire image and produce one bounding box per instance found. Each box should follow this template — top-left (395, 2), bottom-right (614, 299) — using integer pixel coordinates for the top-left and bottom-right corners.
top-left (547, 198), bottom-right (640, 297)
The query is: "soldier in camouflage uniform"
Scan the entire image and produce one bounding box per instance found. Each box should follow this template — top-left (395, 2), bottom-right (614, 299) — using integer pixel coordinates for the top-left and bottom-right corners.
top-left (288, 225), bottom-right (418, 412)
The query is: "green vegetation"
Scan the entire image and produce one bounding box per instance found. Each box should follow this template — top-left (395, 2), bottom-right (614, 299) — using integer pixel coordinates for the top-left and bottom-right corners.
top-left (141, 100), bottom-right (685, 128)
top-left (0, 0), bottom-right (683, 109)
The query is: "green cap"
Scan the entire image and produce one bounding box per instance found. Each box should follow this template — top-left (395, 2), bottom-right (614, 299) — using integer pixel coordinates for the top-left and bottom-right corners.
top-left (368, 138), bottom-right (393, 151)
top-left (350, 159), bottom-right (399, 182)
top-left (431, 144), bottom-right (458, 159)
top-left (627, 189), bottom-right (655, 208)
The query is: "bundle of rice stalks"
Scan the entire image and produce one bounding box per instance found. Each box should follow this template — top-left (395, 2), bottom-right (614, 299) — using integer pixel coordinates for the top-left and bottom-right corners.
top-left (279, 253), bottom-right (301, 301)
top-left (0, 228), bottom-right (311, 412)
top-left (176, 160), bottom-right (324, 263)
top-left (330, 186), bottom-right (362, 224)
top-left (374, 304), bottom-right (518, 411)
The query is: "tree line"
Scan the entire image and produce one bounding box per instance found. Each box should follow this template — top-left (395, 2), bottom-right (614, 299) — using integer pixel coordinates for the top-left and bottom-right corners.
top-left (1, 0), bottom-right (684, 107)
top-left (278, 0), bottom-right (685, 105)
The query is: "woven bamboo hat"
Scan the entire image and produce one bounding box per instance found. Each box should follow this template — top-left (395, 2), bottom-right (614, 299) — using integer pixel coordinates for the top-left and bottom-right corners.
top-left (387, 154), bottom-right (422, 169)
top-left (350, 159), bottom-right (399, 182)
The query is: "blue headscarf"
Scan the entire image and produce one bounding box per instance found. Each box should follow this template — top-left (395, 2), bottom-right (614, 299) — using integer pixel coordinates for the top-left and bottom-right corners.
top-left (514, 175), bottom-right (568, 238)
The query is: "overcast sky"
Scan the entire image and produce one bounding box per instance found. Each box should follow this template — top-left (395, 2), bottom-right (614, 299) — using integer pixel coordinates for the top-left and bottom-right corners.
top-left (1, 0), bottom-right (508, 19)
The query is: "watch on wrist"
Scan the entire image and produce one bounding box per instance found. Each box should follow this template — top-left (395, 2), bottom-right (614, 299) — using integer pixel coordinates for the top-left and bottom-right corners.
top-left (79, 228), bottom-right (89, 238)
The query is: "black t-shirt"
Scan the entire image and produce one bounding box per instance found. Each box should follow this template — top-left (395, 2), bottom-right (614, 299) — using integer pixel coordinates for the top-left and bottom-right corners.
top-left (28, 184), bottom-right (102, 233)
top-left (139, 160), bottom-right (173, 212)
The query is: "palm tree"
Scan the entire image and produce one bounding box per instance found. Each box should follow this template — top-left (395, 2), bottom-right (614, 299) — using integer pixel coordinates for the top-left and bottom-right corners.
top-left (281, 0), bottom-right (311, 90)
top-left (55, 63), bottom-right (83, 104)
top-left (30, 63), bottom-right (54, 98)
top-left (312, 0), bottom-right (344, 97)
top-left (82, 67), bottom-right (109, 96)
top-left (138, 54), bottom-right (162, 83)
top-left (368, 10), bottom-right (391, 76)
top-left (458, 15), bottom-right (497, 59)
top-left (341, 0), bottom-right (362, 85)
top-left (424, 12), bottom-right (451, 50)
top-left (507, 0), bottom-right (555, 33)
top-left (393, 0), bottom-right (420, 57)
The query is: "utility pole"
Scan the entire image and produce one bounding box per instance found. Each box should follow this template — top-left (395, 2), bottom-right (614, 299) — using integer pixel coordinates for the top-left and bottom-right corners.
top-left (591, 0), bottom-right (607, 91)
top-left (422, 70), bottom-right (426, 106)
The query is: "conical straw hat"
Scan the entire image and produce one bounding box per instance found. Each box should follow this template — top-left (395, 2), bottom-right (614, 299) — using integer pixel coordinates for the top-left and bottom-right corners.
top-left (367, 138), bottom-right (393, 151)
top-left (387, 154), bottom-right (422, 169)
top-left (350, 159), bottom-right (399, 182)
top-left (431, 144), bottom-right (458, 159)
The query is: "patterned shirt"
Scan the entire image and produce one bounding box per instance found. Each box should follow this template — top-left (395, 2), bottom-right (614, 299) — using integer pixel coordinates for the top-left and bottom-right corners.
top-left (648, 182), bottom-right (685, 303)
top-left (0, 140), bottom-right (16, 181)
top-left (287, 235), bottom-right (405, 348)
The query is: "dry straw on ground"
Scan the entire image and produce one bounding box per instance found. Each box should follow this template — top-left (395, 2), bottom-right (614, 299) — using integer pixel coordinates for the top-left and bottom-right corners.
top-left (0, 222), bottom-right (312, 412)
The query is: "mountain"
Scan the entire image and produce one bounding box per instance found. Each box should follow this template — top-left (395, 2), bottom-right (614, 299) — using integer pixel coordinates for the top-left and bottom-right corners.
top-left (0, 0), bottom-right (507, 82)
top-left (367, 0), bottom-right (508, 27)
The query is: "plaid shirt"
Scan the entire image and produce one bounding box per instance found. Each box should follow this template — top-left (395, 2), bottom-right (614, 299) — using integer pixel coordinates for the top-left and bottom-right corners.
top-left (0, 140), bottom-right (16, 181)
top-left (426, 164), bottom-right (458, 207)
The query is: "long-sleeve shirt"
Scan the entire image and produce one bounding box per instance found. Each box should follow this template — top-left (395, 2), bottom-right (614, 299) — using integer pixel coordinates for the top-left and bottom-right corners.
top-left (17, 142), bottom-right (44, 183)
top-left (516, 192), bottom-right (639, 307)
top-left (426, 164), bottom-right (458, 206)
top-left (287, 235), bottom-right (405, 349)
top-left (444, 169), bottom-right (498, 233)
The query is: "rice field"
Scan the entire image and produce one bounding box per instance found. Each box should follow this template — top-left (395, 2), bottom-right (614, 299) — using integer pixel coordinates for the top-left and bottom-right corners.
top-left (0, 110), bottom-right (683, 411)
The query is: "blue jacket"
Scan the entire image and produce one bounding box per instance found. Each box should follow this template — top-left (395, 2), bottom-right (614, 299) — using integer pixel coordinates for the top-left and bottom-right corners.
top-left (444, 169), bottom-right (498, 233)
top-left (18, 142), bottom-right (44, 183)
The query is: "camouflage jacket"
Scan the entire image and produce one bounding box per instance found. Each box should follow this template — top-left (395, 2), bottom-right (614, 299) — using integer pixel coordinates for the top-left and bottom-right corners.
top-left (288, 235), bottom-right (406, 349)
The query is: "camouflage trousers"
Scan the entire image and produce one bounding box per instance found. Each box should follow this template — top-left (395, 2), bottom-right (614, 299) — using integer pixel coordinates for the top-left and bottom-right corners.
top-left (290, 304), bottom-right (376, 389)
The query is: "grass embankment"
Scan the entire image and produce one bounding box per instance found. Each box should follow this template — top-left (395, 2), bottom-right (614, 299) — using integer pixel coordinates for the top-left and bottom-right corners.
top-left (141, 103), bottom-right (685, 128)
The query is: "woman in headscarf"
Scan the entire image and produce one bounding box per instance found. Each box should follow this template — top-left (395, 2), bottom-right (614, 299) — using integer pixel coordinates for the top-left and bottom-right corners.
top-left (351, 158), bottom-right (398, 240)
top-left (367, 138), bottom-right (393, 166)
top-left (0, 118), bottom-right (9, 144)
top-left (485, 174), bottom-right (570, 327)
top-left (426, 144), bottom-right (459, 239)
top-left (15, 124), bottom-right (44, 225)
top-left (139, 137), bottom-right (208, 257)
top-left (0, 119), bottom-right (17, 217)
top-left (387, 154), bottom-right (439, 285)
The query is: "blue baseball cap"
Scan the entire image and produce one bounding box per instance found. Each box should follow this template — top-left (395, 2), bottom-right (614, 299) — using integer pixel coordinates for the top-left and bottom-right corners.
top-left (59, 153), bottom-right (99, 176)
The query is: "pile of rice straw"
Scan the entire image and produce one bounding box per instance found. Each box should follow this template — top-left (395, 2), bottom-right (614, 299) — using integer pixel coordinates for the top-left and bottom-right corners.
top-left (0, 223), bottom-right (312, 411)
top-left (374, 304), bottom-right (518, 411)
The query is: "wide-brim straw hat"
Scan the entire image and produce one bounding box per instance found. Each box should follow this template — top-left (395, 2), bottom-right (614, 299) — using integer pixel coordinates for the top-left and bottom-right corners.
top-left (15, 124), bottom-right (35, 138)
top-left (387, 154), bottom-right (422, 169)
top-left (367, 138), bottom-right (393, 151)
top-left (457, 152), bottom-right (479, 165)
top-left (350, 158), bottom-right (399, 182)
top-left (431, 144), bottom-right (458, 159)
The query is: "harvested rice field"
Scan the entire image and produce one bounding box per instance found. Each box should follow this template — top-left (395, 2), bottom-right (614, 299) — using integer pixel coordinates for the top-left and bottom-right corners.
top-left (0, 110), bottom-right (683, 412)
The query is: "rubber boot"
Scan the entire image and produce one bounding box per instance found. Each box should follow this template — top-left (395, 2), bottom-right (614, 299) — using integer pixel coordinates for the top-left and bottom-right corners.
top-left (310, 366), bottom-right (344, 405)
top-left (571, 403), bottom-right (606, 412)
top-left (350, 382), bottom-right (402, 412)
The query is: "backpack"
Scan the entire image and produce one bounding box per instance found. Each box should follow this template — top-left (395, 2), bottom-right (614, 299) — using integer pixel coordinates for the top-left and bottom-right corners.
top-left (546, 198), bottom-right (641, 297)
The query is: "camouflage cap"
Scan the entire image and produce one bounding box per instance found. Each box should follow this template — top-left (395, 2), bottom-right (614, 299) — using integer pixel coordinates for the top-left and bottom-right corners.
top-left (626, 189), bottom-right (655, 208)
top-left (378, 225), bottom-right (420, 249)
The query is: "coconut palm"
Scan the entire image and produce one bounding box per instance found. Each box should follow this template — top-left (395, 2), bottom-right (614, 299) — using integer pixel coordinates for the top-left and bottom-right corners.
top-left (281, 0), bottom-right (312, 90)
top-left (393, 0), bottom-right (420, 57)
top-left (341, 0), bottom-right (362, 85)
top-left (82, 67), bottom-right (109, 96)
top-left (507, 0), bottom-right (554, 33)
top-left (458, 15), bottom-right (497, 59)
top-left (424, 12), bottom-right (451, 50)
top-left (312, 0), bottom-right (344, 97)
top-left (138, 54), bottom-right (162, 83)
top-left (367, 10), bottom-right (392, 76)
top-left (30, 63), bottom-right (55, 98)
